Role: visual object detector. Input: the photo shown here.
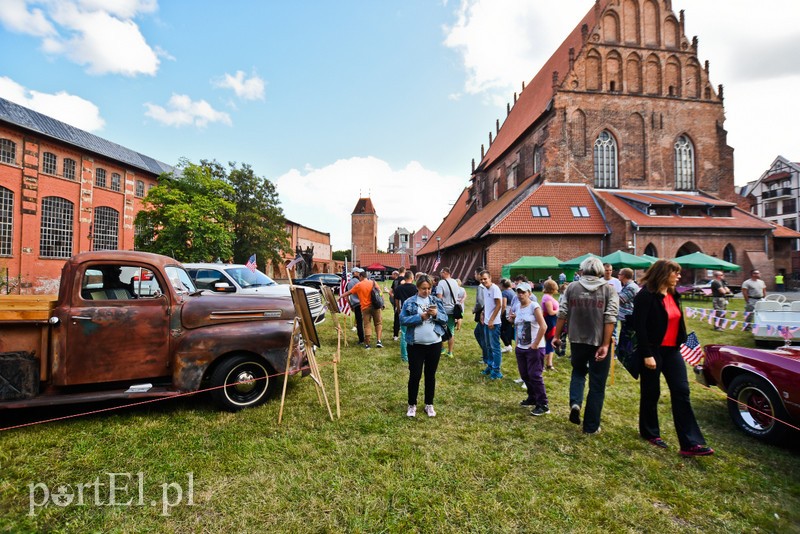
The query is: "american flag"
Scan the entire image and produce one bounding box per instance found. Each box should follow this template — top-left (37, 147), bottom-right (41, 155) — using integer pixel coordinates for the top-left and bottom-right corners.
top-left (245, 254), bottom-right (257, 273)
top-left (432, 254), bottom-right (441, 273)
top-left (337, 262), bottom-right (351, 315)
top-left (680, 331), bottom-right (703, 365)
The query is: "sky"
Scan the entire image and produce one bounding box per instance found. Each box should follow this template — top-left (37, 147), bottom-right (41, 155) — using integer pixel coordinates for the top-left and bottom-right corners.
top-left (1, 0), bottom-right (799, 251)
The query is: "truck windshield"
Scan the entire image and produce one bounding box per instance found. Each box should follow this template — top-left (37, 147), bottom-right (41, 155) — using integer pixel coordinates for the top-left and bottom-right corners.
top-left (224, 267), bottom-right (277, 288)
top-left (165, 266), bottom-right (197, 294)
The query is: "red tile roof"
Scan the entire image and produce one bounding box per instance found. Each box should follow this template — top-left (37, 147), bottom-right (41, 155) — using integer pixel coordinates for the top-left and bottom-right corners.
top-left (478, 1), bottom-right (607, 169)
top-left (352, 197), bottom-right (376, 215)
top-left (771, 223), bottom-right (800, 239)
top-left (358, 252), bottom-right (411, 269)
top-left (597, 191), bottom-right (773, 230)
top-left (440, 175), bottom-right (541, 249)
top-left (490, 183), bottom-right (609, 235)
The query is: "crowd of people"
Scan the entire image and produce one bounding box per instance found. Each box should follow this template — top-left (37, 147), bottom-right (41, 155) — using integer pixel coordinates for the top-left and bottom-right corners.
top-left (340, 257), bottom-right (716, 457)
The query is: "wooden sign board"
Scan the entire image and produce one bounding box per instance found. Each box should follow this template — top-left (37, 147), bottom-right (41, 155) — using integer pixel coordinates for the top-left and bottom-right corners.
top-left (290, 286), bottom-right (320, 348)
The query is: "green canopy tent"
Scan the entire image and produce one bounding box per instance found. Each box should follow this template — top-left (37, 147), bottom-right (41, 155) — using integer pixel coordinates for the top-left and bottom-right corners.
top-left (558, 253), bottom-right (600, 270)
top-left (501, 256), bottom-right (563, 282)
top-left (600, 250), bottom-right (656, 269)
top-left (671, 252), bottom-right (741, 271)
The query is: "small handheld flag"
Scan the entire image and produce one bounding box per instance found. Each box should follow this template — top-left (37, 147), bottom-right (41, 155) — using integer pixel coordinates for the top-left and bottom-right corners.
top-left (286, 253), bottom-right (303, 270)
top-left (245, 254), bottom-right (257, 273)
top-left (680, 331), bottom-right (703, 365)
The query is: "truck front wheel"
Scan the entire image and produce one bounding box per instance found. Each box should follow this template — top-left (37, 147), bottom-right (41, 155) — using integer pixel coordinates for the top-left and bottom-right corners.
top-left (210, 355), bottom-right (276, 412)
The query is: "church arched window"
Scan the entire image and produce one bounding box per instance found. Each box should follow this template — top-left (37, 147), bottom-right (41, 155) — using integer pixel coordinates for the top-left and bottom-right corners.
top-left (674, 135), bottom-right (695, 190)
top-left (593, 130), bottom-right (618, 188)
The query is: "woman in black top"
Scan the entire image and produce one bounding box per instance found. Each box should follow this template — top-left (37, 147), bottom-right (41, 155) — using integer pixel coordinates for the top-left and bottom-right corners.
top-left (633, 260), bottom-right (713, 457)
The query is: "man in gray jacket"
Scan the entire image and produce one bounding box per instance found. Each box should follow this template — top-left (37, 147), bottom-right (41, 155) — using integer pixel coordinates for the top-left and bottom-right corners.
top-left (553, 257), bottom-right (619, 434)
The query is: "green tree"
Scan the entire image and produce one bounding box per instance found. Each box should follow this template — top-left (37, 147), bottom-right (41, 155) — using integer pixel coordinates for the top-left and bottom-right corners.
top-left (332, 249), bottom-right (351, 262)
top-left (200, 160), bottom-right (290, 270)
top-left (134, 159), bottom-right (236, 262)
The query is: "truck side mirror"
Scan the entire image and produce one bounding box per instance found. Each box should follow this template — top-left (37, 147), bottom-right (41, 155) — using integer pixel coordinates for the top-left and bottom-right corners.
top-left (213, 282), bottom-right (236, 293)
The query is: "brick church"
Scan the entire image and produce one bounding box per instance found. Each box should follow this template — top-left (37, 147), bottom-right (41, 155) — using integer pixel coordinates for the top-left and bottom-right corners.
top-left (417, 0), bottom-right (798, 286)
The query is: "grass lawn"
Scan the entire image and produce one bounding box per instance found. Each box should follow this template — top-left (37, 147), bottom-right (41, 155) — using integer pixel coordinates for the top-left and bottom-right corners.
top-left (0, 289), bottom-right (798, 532)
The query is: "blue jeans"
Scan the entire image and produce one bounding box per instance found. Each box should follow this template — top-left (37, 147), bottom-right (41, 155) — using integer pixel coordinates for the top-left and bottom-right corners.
top-left (568, 342), bottom-right (611, 433)
top-left (483, 324), bottom-right (502, 374)
top-left (400, 325), bottom-right (408, 361)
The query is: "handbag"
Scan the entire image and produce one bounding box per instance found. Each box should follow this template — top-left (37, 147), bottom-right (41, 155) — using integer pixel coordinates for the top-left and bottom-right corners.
top-left (615, 316), bottom-right (640, 379)
top-left (371, 282), bottom-right (385, 309)
top-left (452, 303), bottom-right (463, 319)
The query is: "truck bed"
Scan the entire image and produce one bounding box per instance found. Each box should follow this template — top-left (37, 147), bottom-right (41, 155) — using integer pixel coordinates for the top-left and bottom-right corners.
top-left (0, 295), bottom-right (57, 322)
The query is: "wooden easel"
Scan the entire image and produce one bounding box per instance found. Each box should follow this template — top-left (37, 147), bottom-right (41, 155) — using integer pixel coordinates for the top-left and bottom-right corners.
top-left (278, 264), bottom-right (334, 424)
top-left (278, 316), bottom-right (334, 423)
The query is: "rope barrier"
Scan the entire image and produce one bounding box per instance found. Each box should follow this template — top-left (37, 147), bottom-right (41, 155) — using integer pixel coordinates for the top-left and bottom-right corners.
top-left (0, 360), bottom-right (335, 433)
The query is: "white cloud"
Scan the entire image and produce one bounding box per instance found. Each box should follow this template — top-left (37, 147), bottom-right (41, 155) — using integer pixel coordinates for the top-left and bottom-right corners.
top-left (0, 76), bottom-right (105, 131)
top-left (1, 0), bottom-right (161, 76)
top-left (43, 1), bottom-right (160, 76)
top-left (213, 70), bottom-right (266, 101)
top-left (0, 0), bottom-right (55, 36)
top-left (144, 94), bottom-right (232, 128)
top-left (276, 157), bottom-right (468, 250)
top-left (443, 0), bottom-right (581, 104)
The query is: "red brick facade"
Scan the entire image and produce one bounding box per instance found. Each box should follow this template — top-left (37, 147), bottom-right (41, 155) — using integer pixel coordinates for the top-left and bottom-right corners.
top-left (0, 124), bottom-right (159, 293)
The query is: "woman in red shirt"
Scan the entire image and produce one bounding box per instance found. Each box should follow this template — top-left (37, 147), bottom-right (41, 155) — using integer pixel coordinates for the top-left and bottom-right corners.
top-left (632, 260), bottom-right (714, 457)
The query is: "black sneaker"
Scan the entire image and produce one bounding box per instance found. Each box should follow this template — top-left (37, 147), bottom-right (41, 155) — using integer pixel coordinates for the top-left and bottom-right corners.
top-left (519, 399), bottom-right (536, 407)
top-left (530, 405), bottom-right (550, 416)
top-left (376, 340), bottom-right (384, 348)
top-left (569, 404), bottom-right (581, 425)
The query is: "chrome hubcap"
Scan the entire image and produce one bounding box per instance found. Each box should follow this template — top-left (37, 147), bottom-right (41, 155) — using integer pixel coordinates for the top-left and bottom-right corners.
top-left (232, 370), bottom-right (256, 394)
top-left (737, 386), bottom-right (773, 431)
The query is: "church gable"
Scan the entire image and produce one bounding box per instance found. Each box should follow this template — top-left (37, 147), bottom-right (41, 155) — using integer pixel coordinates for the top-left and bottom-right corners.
top-left (564, 0), bottom-right (718, 101)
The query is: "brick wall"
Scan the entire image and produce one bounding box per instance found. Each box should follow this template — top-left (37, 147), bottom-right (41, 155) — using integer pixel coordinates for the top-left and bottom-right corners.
top-left (0, 125), bottom-right (159, 294)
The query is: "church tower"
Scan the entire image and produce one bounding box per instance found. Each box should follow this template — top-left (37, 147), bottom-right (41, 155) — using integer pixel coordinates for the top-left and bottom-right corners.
top-left (351, 197), bottom-right (378, 265)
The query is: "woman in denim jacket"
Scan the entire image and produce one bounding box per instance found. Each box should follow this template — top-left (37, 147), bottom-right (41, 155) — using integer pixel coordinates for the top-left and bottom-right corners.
top-left (400, 274), bottom-right (448, 418)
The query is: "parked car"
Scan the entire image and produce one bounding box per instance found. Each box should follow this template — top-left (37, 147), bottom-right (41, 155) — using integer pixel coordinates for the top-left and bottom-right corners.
top-left (696, 344), bottom-right (800, 443)
top-left (183, 263), bottom-right (325, 323)
top-left (294, 273), bottom-right (342, 294)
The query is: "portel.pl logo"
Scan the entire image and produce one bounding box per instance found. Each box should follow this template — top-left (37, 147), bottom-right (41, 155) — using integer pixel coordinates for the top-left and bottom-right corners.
top-left (29, 472), bottom-right (194, 516)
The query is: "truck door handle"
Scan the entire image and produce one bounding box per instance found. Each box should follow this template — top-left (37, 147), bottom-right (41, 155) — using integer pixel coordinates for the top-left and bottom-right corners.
top-left (71, 316), bottom-right (92, 321)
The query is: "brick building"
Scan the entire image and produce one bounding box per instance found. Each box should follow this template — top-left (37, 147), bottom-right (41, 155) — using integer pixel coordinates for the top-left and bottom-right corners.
top-left (0, 97), bottom-right (168, 294)
top-left (417, 0), bottom-right (796, 286)
top-left (270, 219), bottom-right (339, 279)
top-left (351, 197), bottom-right (377, 266)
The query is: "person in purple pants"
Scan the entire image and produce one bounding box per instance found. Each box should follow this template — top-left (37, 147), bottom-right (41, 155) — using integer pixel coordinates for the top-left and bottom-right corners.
top-left (508, 282), bottom-right (549, 416)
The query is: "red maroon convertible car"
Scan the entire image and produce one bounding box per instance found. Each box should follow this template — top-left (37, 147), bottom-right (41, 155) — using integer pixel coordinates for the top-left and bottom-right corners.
top-left (697, 345), bottom-right (800, 443)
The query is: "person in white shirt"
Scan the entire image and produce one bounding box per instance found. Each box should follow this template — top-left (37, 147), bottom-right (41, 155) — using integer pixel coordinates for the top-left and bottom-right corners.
top-left (479, 270), bottom-right (504, 379)
top-left (604, 263), bottom-right (623, 293)
top-left (508, 282), bottom-right (549, 416)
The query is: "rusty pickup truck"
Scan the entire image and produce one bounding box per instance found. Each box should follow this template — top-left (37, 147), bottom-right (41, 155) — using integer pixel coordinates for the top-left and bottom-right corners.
top-left (0, 251), bottom-right (304, 413)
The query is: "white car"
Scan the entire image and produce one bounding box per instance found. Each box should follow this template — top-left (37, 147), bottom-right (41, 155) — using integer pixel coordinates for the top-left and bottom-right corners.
top-left (183, 263), bottom-right (325, 323)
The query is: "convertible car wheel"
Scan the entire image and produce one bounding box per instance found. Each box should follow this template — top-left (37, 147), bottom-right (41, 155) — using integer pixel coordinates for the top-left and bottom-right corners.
top-left (210, 355), bottom-right (276, 412)
top-left (727, 374), bottom-right (790, 443)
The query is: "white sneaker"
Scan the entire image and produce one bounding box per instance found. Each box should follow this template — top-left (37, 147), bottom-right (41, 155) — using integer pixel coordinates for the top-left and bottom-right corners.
top-left (514, 378), bottom-right (524, 384)
top-left (424, 404), bottom-right (436, 417)
top-left (521, 383), bottom-right (527, 390)
top-left (393, 336), bottom-right (399, 341)
top-left (406, 404), bottom-right (417, 417)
